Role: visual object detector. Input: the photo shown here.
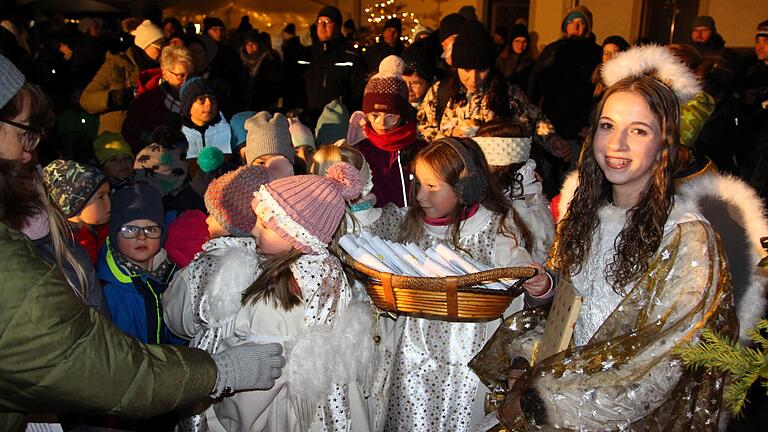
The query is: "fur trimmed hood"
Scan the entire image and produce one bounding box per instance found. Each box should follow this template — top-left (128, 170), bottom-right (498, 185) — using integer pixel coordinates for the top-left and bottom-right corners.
top-left (557, 170), bottom-right (768, 341)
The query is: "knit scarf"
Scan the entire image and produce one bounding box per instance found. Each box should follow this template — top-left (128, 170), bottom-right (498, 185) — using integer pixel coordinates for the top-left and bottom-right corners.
top-left (364, 122), bottom-right (418, 166)
top-left (160, 82), bottom-right (182, 114)
top-left (423, 203), bottom-right (480, 226)
top-left (110, 243), bottom-right (175, 282)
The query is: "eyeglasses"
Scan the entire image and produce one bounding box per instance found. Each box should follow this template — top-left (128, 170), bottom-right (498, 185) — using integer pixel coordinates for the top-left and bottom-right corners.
top-left (0, 118), bottom-right (44, 152)
top-left (404, 79), bottom-right (427, 89)
top-left (317, 18), bottom-right (334, 26)
top-left (195, 95), bottom-right (216, 104)
top-left (119, 225), bottom-right (163, 239)
top-left (166, 69), bottom-right (188, 81)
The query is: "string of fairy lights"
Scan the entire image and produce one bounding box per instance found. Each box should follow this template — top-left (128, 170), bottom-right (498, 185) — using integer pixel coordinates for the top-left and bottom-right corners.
top-left (364, 0), bottom-right (422, 45)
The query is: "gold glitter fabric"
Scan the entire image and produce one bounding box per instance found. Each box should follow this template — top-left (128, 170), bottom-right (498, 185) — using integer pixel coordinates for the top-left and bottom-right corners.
top-left (474, 220), bottom-right (737, 431)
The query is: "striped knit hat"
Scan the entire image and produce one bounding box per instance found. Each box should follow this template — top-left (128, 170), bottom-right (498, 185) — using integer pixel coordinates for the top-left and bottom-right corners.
top-left (205, 165), bottom-right (268, 236)
top-left (253, 162), bottom-right (362, 254)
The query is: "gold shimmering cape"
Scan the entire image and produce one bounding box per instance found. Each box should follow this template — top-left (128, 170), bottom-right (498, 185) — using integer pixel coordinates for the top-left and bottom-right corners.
top-left (471, 220), bottom-right (738, 431)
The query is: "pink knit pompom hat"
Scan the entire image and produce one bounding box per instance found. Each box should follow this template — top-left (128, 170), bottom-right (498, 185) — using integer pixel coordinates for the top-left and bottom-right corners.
top-left (253, 162), bottom-right (362, 254)
top-left (205, 165), bottom-right (269, 236)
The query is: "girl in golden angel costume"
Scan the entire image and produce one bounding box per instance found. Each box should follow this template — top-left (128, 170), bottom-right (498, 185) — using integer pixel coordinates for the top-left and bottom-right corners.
top-left (472, 45), bottom-right (741, 431)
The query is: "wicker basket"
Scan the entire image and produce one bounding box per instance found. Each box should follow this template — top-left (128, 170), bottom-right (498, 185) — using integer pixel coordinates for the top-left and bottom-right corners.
top-left (345, 255), bottom-right (538, 322)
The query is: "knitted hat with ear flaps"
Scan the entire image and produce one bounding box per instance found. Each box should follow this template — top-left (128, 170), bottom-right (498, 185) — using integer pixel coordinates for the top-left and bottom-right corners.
top-left (253, 162), bottom-right (362, 254)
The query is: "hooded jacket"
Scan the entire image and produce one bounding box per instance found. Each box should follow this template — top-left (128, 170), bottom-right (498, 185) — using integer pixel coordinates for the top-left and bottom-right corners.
top-left (0, 223), bottom-right (215, 431)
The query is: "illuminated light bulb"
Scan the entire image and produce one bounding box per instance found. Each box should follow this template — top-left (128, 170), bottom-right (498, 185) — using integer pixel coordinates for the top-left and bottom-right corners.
top-left (362, 47), bottom-right (367, 52)
top-left (51, 69), bottom-right (56, 74)
top-left (81, 118), bottom-right (86, 124)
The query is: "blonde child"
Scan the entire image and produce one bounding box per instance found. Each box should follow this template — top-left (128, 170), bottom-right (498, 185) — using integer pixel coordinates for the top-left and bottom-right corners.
top-left (43, 159), bottom-right (111, 263)
top-left (310, 142), bottom-right (379, 234)
top-left (380, 137), bottom-right (552, 432)
top-left (211, 163), bottom-right (373, 431)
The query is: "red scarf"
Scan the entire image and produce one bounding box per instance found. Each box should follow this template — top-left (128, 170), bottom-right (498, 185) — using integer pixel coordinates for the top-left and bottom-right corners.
top-left (364, 122), bottom-right (418, 166)
top-left (423, 203), bottom-right (480, 226)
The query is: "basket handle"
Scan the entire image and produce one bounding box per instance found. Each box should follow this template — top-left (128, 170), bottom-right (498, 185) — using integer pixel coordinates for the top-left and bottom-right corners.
top-left (345, 255), bottom-right (538, 294)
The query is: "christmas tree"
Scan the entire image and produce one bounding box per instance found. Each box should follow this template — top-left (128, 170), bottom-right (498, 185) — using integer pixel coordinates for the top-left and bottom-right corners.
top-left (361, 0), bottom-right (423, 47)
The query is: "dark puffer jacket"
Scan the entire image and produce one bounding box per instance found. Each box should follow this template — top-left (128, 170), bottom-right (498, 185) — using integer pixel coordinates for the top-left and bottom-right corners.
top-left (304, 36), bottom-right (366, 123)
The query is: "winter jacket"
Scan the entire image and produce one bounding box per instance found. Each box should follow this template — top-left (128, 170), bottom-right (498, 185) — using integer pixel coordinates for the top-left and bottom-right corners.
top-left (0, 222), bottom-right (216, 432)
top-left (528, 34), bottom-right (601, 140)
top-left (355, 134), bottom-right (426, 208)
top-left (71, 223), bottom-right (109, 264)
top-left (363, 41), bottom-right (403, 74)
top-left (496, 48), bottom-right (534, 92)
top-left (239, 48), bottom-right (284, 112)
top-left (80, 48), bottom-right (149, 135)
top-left (304, 36), bottom-right (366, 122)
top-left (97, 242), bottom-right (182, 344)
top-left (181, 113), bottom-right (232, 159)
top-left (122, 82), bottom-right (183, 153)
top-left (281, 35), bottom-right (309, 110)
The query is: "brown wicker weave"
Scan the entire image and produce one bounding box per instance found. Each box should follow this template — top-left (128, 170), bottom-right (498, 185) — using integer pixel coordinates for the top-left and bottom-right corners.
top-left (345, 255), bottom-right (538, 322)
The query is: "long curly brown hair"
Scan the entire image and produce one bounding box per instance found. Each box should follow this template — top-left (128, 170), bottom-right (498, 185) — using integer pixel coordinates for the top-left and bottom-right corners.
top-left (551, 75), bottom-right (682, 293)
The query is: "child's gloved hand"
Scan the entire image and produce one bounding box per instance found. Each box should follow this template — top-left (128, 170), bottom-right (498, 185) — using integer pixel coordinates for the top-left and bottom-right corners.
top-left (210, 342), bottom-right (286, 398)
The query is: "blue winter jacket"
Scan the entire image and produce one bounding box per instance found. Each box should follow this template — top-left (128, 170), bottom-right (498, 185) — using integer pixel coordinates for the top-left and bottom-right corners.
top-left (96, 241), bottom-right (184, 345)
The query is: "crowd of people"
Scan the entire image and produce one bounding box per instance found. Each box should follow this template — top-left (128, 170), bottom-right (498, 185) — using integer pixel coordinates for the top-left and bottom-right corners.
top-left (1, 3), bottom-right (768, 432)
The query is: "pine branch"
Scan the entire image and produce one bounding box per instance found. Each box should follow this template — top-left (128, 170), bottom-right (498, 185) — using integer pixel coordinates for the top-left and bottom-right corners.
top-left (674, 319), bottom-right (768, 416)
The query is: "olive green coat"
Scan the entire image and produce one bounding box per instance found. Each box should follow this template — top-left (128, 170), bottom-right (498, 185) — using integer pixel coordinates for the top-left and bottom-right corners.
top-left (0, 223), bottom-right (216, 431)
top-left (79, 49), bottom-right (139, 135)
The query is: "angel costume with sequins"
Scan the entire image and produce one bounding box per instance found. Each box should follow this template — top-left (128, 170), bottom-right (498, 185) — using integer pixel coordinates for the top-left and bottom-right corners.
top-left (371, 205), bottom-right (536, 432)
top-left (211, 251), bottom-right (373, 432)
top-left (473, 189), bottom-right (738, 431)
top-left (164, 239), bottom-right (373, 432)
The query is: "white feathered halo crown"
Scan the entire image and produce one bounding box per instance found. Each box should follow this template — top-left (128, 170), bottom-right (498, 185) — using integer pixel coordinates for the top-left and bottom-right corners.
top-left (601, 44), bottom-right (701, 104)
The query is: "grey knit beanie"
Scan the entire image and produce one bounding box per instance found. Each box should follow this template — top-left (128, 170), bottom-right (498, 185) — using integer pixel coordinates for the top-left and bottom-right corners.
top-left (0, 55), bottom-right (25, 110)
top-left (244, 111), bottom-right (295, 165)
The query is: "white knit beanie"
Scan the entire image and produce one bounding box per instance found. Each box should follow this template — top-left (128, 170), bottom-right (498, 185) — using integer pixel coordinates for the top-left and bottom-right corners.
top-left (131, 20), bottom-right (164, 50)
top-left (0, 55), bottom-right (25, 110)
top-left (244, 111), bottom-right (295, 164)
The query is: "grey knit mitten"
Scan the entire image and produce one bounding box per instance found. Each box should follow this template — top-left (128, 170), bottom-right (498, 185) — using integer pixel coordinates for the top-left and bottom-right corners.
top-left (210, 342), bottom-right (285, 398)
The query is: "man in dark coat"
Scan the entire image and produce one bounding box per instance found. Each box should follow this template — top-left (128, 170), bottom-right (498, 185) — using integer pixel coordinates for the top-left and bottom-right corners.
top-left (304, 6), bottom-right (366, 126)
top-left (364, 18), bottom-right (404, 74)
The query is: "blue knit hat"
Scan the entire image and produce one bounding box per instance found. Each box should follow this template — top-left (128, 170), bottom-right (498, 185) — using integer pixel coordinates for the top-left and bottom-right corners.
top-left (0, 55), bottom-right (25, 110)
top-left (230, 111), bottom-right (257, 149)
